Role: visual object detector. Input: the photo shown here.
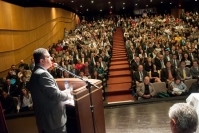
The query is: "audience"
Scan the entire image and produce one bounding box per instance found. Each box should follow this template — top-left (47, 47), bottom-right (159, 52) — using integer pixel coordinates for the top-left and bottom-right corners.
top-left (169, 103), bottom-right (198, 133)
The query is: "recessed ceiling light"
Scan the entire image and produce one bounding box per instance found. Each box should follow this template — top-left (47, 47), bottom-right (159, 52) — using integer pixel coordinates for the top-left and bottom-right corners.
top-left (110, 6), bottom-right (113, 8)
top-left (108, 2), bottom-right (110, 4)
top-left (170, 2), bottom-right (172, 4)
top-left (123, 7), bottom-right (125, 9)
top-left (100, 9), bottom-right (102, 11)
top-left (146, 5), bottom-right (148, 7)
top-left (195, 0), bottom-right (197, 1)
top-left (80, 5), bottom-right (82, 7)
top-left (71, 1), bottom-right (74, 2)
top-left (91, 1), bottom-right (94, 3)
top-left (161, 1), bottom-right (163, 3)
top-left (135, 3), bottom-right (137, 6)
top-left (123, 3), bottom-right (125, 4)
top-left (86, 9), bottom-right (89, 11)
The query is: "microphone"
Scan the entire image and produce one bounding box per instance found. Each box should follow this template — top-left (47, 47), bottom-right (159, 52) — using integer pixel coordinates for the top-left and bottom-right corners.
top-left (53, 63), bottom-right (59, 68)
top-left (53, 63), bottom-right (99, 89)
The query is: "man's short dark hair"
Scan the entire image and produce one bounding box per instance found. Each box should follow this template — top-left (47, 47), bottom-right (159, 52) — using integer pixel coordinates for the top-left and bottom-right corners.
top-left (33, 48), bottom-right (47, 64)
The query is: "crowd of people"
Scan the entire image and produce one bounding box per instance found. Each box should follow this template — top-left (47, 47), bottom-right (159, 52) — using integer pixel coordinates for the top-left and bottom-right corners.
top-left (1, 11), bottom-right (199, 113)
top-left (0, 18), bottom-right (116, 114)
top-left (122, 12), bottom-right (199, 99)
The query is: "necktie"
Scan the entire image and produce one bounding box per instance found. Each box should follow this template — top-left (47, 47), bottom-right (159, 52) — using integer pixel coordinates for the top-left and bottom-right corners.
top-left (140, 72), bottom-right (143, 81)
top-left (174, 60), bottom-right (177, 68)
top-left (183, 69), bottom-right (186, 79)
top-left (161, 60), bottom-right (165, 68)
top-left (168, 69), bottom-right (173, 80)
top-left (8, 86), bottom-right (10, 94)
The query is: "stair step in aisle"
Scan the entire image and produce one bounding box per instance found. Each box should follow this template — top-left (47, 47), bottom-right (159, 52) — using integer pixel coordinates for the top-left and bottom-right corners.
top-left (106, 27), bottom-right (134, 104)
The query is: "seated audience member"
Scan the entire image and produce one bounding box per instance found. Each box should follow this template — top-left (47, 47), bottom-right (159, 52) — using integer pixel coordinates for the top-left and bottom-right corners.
top-left (63, 71), bottom-right (70, 78)
top-left (18, 76), bottom-right (29, 91)
top-left (18, 60), bottom-right (29, 70)
top-left (17, 88), bottom-right (33, 112)
top-left (29, 58), bottom-right (35, 71)
top-left (131, 57), bottom-right (143, 72)
top-left (133, 65), bottom-right (148, 86)
top-left (94, 61), bottom-right (104, 78)
top-left (171, 54), bottom-right (180, 69)
top-left (168, 77), bottom-right (188, 96)
top-left (190, 60), bottom-right (199, 79)
top-left (149, 64), bottom-right (161, 83)
top-left (182, 53), bottom-right (192, 68)
top-left (10, 65), bottom-right (19, 76)
top-left (79, 71), bottom-right (88, 79)
top-left (136, 76), bottom-right (156, 100)
top-left (71, 64), bottom-right (79, 77)
top-left (155, 54), bottom-right (166, 70)
top-left (144, 57), bottom-right (153, 72)
top-left (75, 59), bottom-right (85, 71)
top-left (176, 61), bottom-right (192, 80)
top-left (169, 103), bottom-right (198, 133)
top-left (63, 60), bottom-right (72, 71)
top-left (189, 79), bottom-right (199, 93)
top-left (0, 91), bottom-right (16, 114)
top-left (161, 61), bottom-right (177, 84)
top-left (3, 79), bottom-right (18, 97)
top-left (6, 70), bottom-right (18, 85)
top-left (91, 70), bottom-right (102, 80)
top-left (81, 61), bottom-right (92, 77)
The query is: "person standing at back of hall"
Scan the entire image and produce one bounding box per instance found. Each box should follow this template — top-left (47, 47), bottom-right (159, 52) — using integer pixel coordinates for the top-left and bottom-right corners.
top-left (29, 48), bottom-right (71, 133)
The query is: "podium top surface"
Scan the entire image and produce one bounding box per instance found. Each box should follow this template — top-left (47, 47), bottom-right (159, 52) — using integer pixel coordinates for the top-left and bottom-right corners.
top-left (55, 78), bottom-right (102, 92)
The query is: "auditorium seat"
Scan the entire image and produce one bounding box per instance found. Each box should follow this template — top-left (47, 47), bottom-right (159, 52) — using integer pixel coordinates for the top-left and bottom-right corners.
top-left (184, 79), bottom-right (197, 91)
top-left (153, 82), bottom-right (167, 93)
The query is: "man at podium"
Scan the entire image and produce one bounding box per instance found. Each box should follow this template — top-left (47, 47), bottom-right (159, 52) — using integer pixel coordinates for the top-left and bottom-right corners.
top-left (29, 48), bottom-right (71, 133)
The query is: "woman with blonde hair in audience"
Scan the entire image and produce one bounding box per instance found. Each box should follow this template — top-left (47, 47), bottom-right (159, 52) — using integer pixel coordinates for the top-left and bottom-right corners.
top-left (149, 64), bottom-right (161, 83)
top-left (17, 88), bottom-right (33, 113)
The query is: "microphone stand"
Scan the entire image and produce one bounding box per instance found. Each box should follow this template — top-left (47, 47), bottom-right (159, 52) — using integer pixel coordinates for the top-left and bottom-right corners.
top-left (55, 64), bottom-right (98, 133)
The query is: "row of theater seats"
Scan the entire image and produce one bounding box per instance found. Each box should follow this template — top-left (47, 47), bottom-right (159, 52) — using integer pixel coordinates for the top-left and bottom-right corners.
top-left (152, 79), bottom-right (197, 94)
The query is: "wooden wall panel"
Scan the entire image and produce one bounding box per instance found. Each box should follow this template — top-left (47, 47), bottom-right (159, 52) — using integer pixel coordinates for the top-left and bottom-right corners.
top-left (0, 1), bottom-right (80, 77)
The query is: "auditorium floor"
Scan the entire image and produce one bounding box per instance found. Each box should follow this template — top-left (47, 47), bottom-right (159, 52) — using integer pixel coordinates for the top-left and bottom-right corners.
top-left (104, 100), bottom-right (184, 133)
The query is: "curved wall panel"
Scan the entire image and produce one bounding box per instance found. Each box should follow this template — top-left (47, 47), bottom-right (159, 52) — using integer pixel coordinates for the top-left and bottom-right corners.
top-left (0, 1), bottom-right (79, 77)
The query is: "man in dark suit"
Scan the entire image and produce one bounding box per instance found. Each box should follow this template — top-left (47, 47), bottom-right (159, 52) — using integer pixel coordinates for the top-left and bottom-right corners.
top-left (133, 65), bottom-right (148, 86)
top-left (171, 54), bottom-right (180, 69)
top-left (131, 57), bottom-right (143, 72)
top-left (164, 50), bottom-right (172, 63)
top-left (3, 78), bottom-right (18, 97)
top-left (29, 48), bottom-right (71, 133)
top-left (18, 76), bottom-right (29, 90)
top-left (155, 54), bottom-right (165, 70)
top-left (176, 61), bottom-right (192, 80)
top-left (190, 60), bottom-right (199, 79)
top-left (161, 61), bottom-right (177, 83)
top-left (18, 60), bottom-right (29, 70)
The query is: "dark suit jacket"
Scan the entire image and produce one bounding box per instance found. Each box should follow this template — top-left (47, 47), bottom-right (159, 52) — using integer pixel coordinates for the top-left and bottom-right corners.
top-left (28, 65), bottom-right (68, 130)
top-left (133, 70), bottom-right (148, 83)
top-left (3, 84), bottom-right (18, 97)
top-left (131, 62), bottom-right (144, 71)
top-left (190, 66), bottom-right (199, 79)
top-left (161, 68), bottom-right (177, 82)
top-left (18, 81), bottom-right (29, 90)
top-left (171, 59), bottom-right (180, 69)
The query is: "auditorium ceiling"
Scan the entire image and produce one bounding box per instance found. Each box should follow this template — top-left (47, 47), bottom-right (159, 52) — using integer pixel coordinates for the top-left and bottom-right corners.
top-left (3, 0), bottom-right (199, 15)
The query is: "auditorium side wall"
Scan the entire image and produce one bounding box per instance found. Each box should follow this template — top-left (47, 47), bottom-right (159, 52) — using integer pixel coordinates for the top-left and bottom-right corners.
top-left (0, 1), bottom-right (79, 77)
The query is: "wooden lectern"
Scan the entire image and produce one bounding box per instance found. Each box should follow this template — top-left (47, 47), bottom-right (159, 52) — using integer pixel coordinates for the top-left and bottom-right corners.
top-left (55, 78), bottom-right (106, 133)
